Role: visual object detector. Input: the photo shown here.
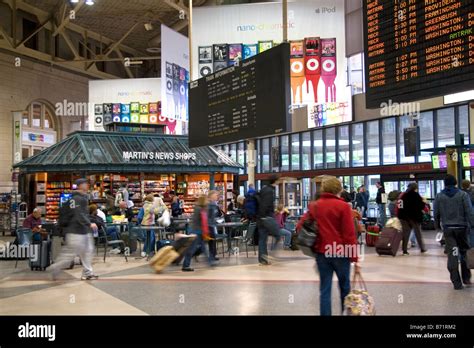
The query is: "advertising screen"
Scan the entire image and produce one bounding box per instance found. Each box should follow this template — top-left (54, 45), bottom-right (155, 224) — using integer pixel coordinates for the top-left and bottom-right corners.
top-left (432, 153), bottom-right (447, 170)
top-left (462, 151), bottom-right (474, 168)
top-left (363, 0), bottom-right (474, 108)
top-left (189, 43), bottom-right (291, 147)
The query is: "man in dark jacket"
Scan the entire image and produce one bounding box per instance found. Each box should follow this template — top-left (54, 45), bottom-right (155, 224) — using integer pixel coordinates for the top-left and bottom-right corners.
top-left (207, 190), bottom-right (221, 260)
top-left (355, 185), bottom-right (369, 217)
top-left (50, 179), bottom-right (99, 281)
top-left (244, 184), bottom-right (259, 245)
top-left (340, 185), bottom-right (352, 203)
top-left (434, 175), bottom-right (472, 290)
top-left (397, 183), bottom-right (427, 255)
top-left (375, 182), bottom-right (387, 227)
top-left (257, 177), bottom-right (279, 265)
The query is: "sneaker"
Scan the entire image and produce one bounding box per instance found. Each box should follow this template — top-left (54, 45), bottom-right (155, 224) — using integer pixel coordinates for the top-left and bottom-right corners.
top-left (213, 256), bottom-right (220, 261)
top-left (454, 285), bottom-right (464, 290)
top-left (140, 251), bottom-right (146, 258)
top-left (110, 248), bottom-right (121, 255)
top-left (402, 252), bottom-right (409, 256)
top-left (421, 249), bottom-right (428, 254)
top-left (182, 267), bottom-right (194, 272)
top-left (81, 274), bottom-right (99, 281)
top-left (463, 279), bottom-right (471, 286)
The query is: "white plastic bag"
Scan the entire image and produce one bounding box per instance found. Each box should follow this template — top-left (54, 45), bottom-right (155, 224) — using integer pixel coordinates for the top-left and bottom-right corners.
top-left (158, 209), bottom-right (171, 227)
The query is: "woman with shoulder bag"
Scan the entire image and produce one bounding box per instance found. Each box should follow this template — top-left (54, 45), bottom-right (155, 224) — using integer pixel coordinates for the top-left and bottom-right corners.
top-left (298, 176), bottom-right (359, 316)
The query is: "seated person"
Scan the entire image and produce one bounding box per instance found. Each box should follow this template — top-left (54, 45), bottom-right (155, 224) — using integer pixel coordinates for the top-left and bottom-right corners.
top-left (22, 208), bottom-right (45, 242)
top-left (112, 201), bottom-right (135, 222)
top-left (90, 204), bottom-right (119, 240)
top-left (275, 204), bottom-right (293, 249)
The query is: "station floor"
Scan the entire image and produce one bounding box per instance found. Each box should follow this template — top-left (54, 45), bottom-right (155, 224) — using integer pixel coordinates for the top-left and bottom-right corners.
top-left (0, 231), bottom-right (473, 315)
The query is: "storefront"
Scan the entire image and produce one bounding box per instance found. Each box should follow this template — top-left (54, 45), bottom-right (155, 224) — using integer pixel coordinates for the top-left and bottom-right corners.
top-left (219, 104), bottom-right (471, 207)
top-left (13, 131), bottom-right (241, 221)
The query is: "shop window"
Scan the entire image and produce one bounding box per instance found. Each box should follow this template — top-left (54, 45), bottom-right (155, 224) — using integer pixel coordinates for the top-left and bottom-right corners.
top-left (32, 103), bottom-right (42, 127)
top-left (261, 139), bottom-right (270, 173)
top-left (325, 127), bottom-right (336, 169)
top-left (270, 137), bottom-right (279, 171)
top-left (367, 175), bottom-right (380, 200)
top-left (281, 135), bottom-right (289, 172)
top-left (338, 125), bottom-right (350, 168)
top-left (44, 109), bottom-right (54, 129)
top-left (291, 133), bottom-right (300, 171)
top-left (301, 132), bottom-right (311, 170)
top-left (22, 112), bottom-right (29, 126)
top-left (22, 147), bottom-right (29, 160)
top-left (313, 129), bottom-right (323, 169)
top-left (352, 123), bottom-right (364, 167)
top-left (437, 107), bottom-right (455, 148)
top-left (367, 120), bottom-right (380, 166)
top-left (459, 105), bottom-right (469, 142)
top-left (382, 118), bottom-right (397, 165)
top-left (353, 176), bottom-right (365, 190)
top-left (399, 115), bottom-right (413, 164)
top-left (418, 112), bottom-right (434, 163)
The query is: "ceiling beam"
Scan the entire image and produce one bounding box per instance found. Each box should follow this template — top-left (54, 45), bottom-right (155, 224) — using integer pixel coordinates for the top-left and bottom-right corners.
top-left (53, 0), bottom-right (85, 36)
top-left (0, 25), bottom-right (14, 48)
top-left (163, 0), bottom-right (189, 16)
top-left (16, 16), bottom-right (53, 48)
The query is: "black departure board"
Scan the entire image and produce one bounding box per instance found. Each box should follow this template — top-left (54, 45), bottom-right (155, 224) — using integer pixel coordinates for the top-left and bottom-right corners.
top-left (189, 43), bottom-right (291, 147)
top-left (363, 0), bottom-right (474, 108)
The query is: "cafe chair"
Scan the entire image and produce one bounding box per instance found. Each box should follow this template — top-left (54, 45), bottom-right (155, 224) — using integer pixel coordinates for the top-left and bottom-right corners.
top-left (96, 226), bottom-right (128, 263)
top-left (214, 231), bottom-right (227, 258)
top-left (231, 223), bottom-right (254, 258)
top-left (14, 228), bottom-right (33, 268)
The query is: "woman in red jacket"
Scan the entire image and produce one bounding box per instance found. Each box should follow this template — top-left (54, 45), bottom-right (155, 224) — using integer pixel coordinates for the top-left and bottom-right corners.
top-left (298, 176), bottom-right (359, 316)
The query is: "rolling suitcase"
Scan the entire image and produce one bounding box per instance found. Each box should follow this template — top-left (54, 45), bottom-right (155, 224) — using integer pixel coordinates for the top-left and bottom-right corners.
top-left (365, 224), bottom-right (380, 247)
top-left (172, 235), bottom-right (197, 265)
top-left (29, 239), bottom-right (51, 271)
top-left (375, 227), bottom-right (402, 256)
top-left (149, 246), bottom-right (179, 273)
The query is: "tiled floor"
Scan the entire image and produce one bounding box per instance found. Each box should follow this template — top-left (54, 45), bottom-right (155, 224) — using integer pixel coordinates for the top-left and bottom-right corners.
top-left (0, 232), bottom-right (473, 315)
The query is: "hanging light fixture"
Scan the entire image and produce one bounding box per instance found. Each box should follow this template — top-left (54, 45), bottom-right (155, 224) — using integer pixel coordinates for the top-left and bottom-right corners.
top-left (85, 0), bottom-right (95, 5)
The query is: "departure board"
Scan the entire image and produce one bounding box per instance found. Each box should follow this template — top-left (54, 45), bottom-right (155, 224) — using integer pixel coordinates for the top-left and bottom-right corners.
top-left (363, 0), bottom-right (474, 108)
top-left (189, 43), bottom-right (291, 147)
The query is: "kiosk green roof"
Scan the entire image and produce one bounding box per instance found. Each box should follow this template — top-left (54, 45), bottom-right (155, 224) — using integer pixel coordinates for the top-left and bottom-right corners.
top-left (14, 131), bottom-right (242, 174)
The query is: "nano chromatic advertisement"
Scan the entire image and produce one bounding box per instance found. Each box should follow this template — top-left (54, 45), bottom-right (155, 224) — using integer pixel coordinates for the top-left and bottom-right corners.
top-left (191, 0), bottom-right (351, 129)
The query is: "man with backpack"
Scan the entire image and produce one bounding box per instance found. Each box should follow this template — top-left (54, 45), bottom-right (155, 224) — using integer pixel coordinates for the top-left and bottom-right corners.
top-left (434, 175), bottom-right (472, 290)
top-left (50, 179), bottom-right (99, 281)
top-left (244, 184), bottom-right (258, 245)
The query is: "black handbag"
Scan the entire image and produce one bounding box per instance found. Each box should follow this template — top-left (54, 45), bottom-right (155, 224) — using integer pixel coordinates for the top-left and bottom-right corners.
top-left (296, 218), bottom-right (318, 257)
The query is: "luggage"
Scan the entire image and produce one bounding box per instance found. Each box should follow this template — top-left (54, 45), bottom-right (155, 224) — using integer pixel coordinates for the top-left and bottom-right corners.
top-left (365, 224), bottom-right (380, 247)
top-left (156, 239), bottom-right (172, 251)
top-left (149, 246), bottom-right (179, 273)
top-left (29, 240), bottom-right (51, 271)
top-left (375, 227), bottom-right (403, 256)
top-left (467, 249), bottom-right (474, 269)
top-left (172, 234), bottom-right (197, 265)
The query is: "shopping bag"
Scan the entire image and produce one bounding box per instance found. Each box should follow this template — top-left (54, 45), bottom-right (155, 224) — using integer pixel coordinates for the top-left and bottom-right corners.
top-left (344, 270), bottom-right (376, 316)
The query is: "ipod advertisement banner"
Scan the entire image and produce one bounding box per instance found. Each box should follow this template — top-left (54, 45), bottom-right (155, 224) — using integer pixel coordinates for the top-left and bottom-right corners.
top-left (161, 24), bottom-right (189, 123)
top-left (191, 0), bottom-right (351, 128)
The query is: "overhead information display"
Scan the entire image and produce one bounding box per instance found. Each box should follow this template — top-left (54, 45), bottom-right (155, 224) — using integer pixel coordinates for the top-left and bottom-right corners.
top-left (189, 43), bottom-right (291, 147)
top-left (363, 0), bottom-right (474, 108)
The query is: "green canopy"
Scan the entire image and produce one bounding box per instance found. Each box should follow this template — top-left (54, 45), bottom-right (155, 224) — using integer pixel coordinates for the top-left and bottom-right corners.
top-left (14, 131), bottom-right (242, 174)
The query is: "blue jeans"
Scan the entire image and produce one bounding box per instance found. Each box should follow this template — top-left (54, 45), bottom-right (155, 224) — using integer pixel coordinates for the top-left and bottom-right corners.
top-left (132, 228), bottom-right (156, 254)
top-left (378, 204), bottom-right (387, 227)
top-left (257, 222), bottom-right (269, 264)
top-left (279, 228), bottom-right (292, 247)
top-left (316, 253), bottom-right (351, 316)
top-left (106, 226), bottom-right (119, 241)
top-left (183, 234), bottom-right (214, 268)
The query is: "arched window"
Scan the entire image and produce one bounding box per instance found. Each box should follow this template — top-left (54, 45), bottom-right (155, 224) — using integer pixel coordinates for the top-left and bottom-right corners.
top-left (21, 101), bottom-right (58, 160)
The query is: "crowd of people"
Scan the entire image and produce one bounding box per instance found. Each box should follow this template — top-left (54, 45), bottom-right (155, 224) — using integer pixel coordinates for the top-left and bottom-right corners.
top-left (18, 173), bottom-right (473, 314)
